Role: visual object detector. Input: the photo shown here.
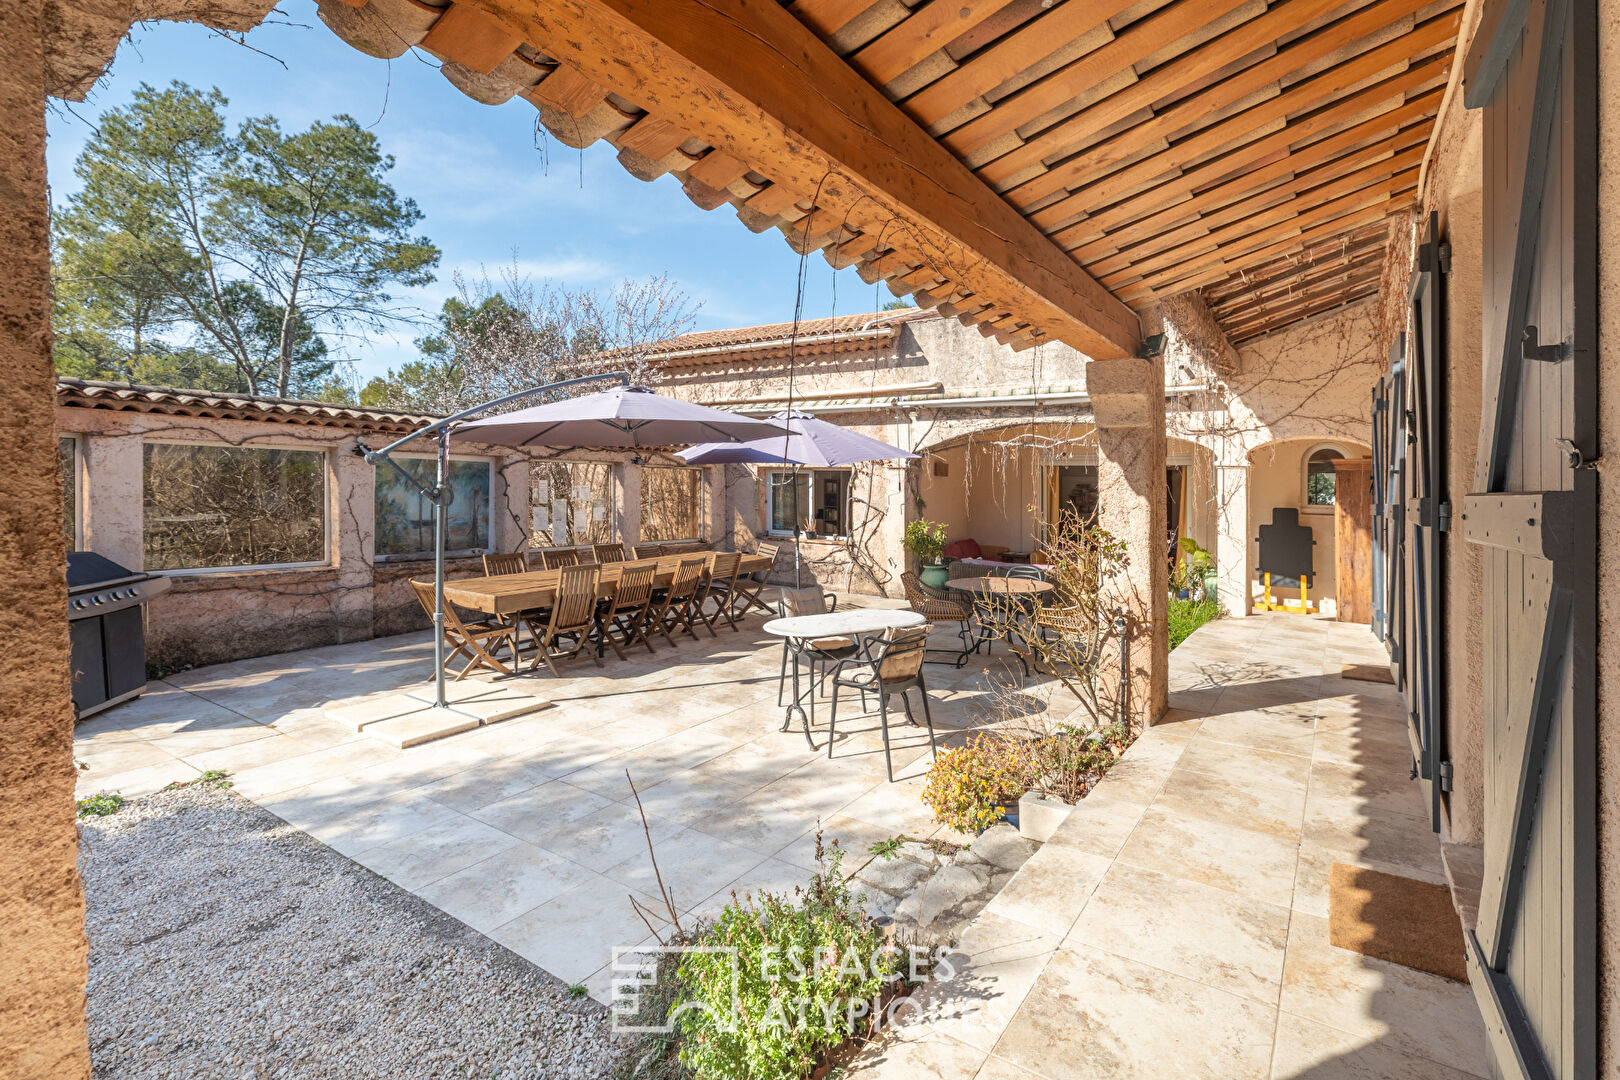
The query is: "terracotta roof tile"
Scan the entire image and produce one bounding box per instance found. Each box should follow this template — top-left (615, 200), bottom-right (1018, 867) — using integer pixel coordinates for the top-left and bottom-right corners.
top-left (56, 378), bottom-right (440, 433)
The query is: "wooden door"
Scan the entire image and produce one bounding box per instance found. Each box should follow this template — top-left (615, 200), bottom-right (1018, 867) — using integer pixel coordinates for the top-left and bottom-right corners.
top-left (1330, 458), bottom-right (1373, 624)
top-left (1460, 0), bottom-right (1596, 1072)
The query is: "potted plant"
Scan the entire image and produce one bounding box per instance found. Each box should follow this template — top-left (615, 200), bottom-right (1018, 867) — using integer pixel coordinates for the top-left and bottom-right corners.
top-left (904, 518), bottom-right (951, 588)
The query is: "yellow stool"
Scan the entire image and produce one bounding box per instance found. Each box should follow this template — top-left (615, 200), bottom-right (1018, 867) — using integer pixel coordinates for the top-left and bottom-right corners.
top-left (1260, 572), bottom-right (1316, 614)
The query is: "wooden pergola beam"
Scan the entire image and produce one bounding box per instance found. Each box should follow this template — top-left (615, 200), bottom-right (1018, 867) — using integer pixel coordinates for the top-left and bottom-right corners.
top-left (478, 0), bottom-right (1143, 357)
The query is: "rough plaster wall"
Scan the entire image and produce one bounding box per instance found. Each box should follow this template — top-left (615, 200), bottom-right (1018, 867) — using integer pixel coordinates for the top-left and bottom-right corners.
top-left (0, 3), bottom-right (91, 1075)
top-left (57, 408), bottom-right (530, 670)
top-left (39, 0), bottom-right (275, 100)
top-left (1597, 0), bottom-right (1619, 1065)
top-left (1421, 80), bottom-right (1488, 847)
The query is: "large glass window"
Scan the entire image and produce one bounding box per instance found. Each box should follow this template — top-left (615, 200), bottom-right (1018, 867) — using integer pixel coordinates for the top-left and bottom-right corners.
top-left (59, 436), bottom-right (80, 550)
top-left (641, 467), bottom-right (704, 542)
top-left (533, 462), bottom-right (614, 546)
top-left (143, 443), bottom-right (327, 571)
top-left (374, 456), bottom-right (492, 557)
top-left (765, 469), bottom-right (853, 538)
top-left (1305, 446), bottom-right (1345, 507)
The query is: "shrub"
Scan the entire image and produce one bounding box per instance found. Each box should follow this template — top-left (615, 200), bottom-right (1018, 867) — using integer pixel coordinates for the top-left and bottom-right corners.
top-left (902, 519), bottom-right (949, 564)
top-left (77, 792), bottom-right (124, 818)
top-left (1169, 594), bottom-right (1221, 649)
top-left (673, 840), bottom-right (902, 1080)
top-left (1027, 721), bottom-right (1135, 803)
top-left (920, 734), bottom-right (1038, 832)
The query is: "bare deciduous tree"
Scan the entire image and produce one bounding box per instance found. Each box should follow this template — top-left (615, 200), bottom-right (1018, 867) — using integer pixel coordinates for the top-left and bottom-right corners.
top-left (360, 265), bottom-right (699, 414)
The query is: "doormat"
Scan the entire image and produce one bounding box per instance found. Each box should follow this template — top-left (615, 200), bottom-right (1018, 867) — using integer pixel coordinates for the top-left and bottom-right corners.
top-left (1328, 863), bottom-right (1467, 982)
top-left (1341, 663), bottom-right (1395, 684)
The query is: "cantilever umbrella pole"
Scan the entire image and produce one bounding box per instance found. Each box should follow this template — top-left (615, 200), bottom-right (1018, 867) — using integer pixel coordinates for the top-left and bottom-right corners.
top-left (357, 371), bottom-right (630, 711)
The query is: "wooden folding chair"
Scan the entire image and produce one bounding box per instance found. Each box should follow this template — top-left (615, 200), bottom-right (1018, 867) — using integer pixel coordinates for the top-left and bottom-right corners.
top-left (634, 542), bottom-right (666, 560)
top-left (483, 551), bottom-right (547, 655)
top-left (696, 551), bottom-right (745, 635)
top-left (728, 540), bottom-right (780, 618)
top-left (646, 556), bottom-right (708, 647)
top-left (601, 561), bottom-right (658, 658)
top-left (575, 545), bottom-right (598, 564)
top-left (540, 547), bottom-right (580, 569)
top-left (663, 541), bottom-right (709, 557)
top-left (593, 542), bottom-right (626, 563)
top-left (533, 564), bottom-right (603, 676)
top-left (410, 579), bottom-right (516, 681)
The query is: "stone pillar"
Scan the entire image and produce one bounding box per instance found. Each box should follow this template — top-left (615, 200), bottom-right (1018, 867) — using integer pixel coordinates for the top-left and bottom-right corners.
top-left (1215, 460), bottom-right (1251, 616)
top-left (617, 462), bottom-right (642, 546)
top-left (0, 3), bottom-right (92, 1075)
top-left (331, 441), bottom-right (376, 642)
top-left (494, 455), bottom-right (530, 552)
top-left (82, 431), bottom-right (145, 569)
top-left (1087, 356), bottom-right (1170, 730)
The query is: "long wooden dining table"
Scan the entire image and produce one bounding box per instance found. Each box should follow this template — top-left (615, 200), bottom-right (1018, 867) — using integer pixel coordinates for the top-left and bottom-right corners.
top-left (439, 552), bottom-right (773, 615)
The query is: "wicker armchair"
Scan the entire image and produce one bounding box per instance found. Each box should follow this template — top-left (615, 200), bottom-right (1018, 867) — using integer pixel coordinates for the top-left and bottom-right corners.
top-left (900, 571), bottom-right (974, 667)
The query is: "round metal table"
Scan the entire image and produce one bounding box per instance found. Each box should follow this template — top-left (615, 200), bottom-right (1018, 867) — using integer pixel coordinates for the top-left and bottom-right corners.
top-left (945, 576), bottom-right (1053, 670)
top-left (763, 609), bottom-right (927, 748)
top-left (944, 576), bottom-right (1054, 598)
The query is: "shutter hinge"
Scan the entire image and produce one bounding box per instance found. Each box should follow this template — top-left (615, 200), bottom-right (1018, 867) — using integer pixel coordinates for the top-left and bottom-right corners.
top-left (1438, 500), bottom-right (1452, 533)
top-left (1390, 642), bottom-right (1402, 667)
top-left (1554, 438), bottom-right (1600, 471)
top-left (1522, 325), bottom-right (1572, 363)
top-left (1439, 760), bottom-right (1454, 792)
top-left (1438, 241), bottom-right (1452, 274)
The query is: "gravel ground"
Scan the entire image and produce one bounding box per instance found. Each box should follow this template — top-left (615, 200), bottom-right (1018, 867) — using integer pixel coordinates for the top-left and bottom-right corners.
top-left (80, 783), bottom-right (623, 1080)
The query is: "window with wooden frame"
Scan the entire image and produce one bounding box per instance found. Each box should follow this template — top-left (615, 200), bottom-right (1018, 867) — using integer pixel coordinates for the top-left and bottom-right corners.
top-left (1302, 443), bottom-right (1349, 511)
top-left (374, 455), bottom-right (494, 558)
top-left (640, 467), bottom-right (704, 542)
top-left (765, 469), bottom-right (852, 538)
top-left (143, 442), bottom-right (329, 572)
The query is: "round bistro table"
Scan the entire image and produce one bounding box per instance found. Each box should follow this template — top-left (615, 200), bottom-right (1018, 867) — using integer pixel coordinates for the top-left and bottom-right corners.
top-left (945, 575), bottom-right (1054, 668)
top-left (762, 609), bottom-right (927, 748)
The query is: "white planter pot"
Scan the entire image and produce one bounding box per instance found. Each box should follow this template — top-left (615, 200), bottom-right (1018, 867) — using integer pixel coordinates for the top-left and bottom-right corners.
top-left (1017, 790), bottom-right (1075, 843)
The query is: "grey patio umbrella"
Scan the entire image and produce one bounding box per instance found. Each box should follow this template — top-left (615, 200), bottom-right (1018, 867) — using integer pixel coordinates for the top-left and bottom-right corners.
top-left (357, 376), bottom-right (789, 718)
top-left (448, 384), bottom-right (788, 448)
top-left (679, 409), bottom-right (918, 586)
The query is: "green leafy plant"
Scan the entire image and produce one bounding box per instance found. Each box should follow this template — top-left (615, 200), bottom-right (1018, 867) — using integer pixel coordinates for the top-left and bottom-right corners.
top-left (672, 838), bottom-right (903, 1080)
top-left (868, 837), bottom-right (905, 861)
top-left (1169, 594), bottom-right (1221, 649)
top-left (902, 518), bottom-right (949, 564)
top-left (566, 984), bottom-right (589, 1001)
top-left (920, 734), bottom-right (1039, 832)
top-left (77, 792), bottom-right (124, 818)
top-left (1173, 538), bottom-right (1215, 599)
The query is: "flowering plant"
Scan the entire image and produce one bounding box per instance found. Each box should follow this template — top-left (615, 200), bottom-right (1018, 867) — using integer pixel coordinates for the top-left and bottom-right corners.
top-left (920, 734), bottom-right (1040, 832)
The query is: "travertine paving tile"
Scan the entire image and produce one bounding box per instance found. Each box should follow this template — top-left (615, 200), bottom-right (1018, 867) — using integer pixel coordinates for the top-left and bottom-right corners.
top-left (994, 944), bottom-right (1276, 1080)
top-left (1066, 862), bottom-right (1291, 1004)
top-left (1278, 913), bottom-right (1488, 1077)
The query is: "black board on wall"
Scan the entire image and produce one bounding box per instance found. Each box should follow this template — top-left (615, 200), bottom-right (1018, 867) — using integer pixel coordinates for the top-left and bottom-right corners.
top-left (1257, 508), bottom-right (1316, 580)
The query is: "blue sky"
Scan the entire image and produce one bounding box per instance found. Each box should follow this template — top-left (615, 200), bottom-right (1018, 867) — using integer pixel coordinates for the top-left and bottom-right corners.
top-left (45, 1), bottom-right (889, 382)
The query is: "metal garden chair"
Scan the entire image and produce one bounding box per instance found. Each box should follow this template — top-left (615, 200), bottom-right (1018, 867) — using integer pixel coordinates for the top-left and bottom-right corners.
top-left (825, 624), bottom-right (938, 782)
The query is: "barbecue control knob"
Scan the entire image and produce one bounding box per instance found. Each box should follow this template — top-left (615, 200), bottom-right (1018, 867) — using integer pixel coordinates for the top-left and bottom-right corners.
top-left (71, 599), bottom-right (84, 610)
top-left (92, 594), bottom-right (105, 605)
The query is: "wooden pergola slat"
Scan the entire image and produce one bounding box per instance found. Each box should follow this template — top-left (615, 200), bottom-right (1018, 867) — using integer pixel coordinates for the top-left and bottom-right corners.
top-left (482, 0), bottom-right (1143, 356)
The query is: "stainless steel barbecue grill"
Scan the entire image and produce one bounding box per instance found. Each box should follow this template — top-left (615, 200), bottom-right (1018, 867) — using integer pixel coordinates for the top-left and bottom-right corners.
top-left (66, 551), bottom-right (171, 719)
